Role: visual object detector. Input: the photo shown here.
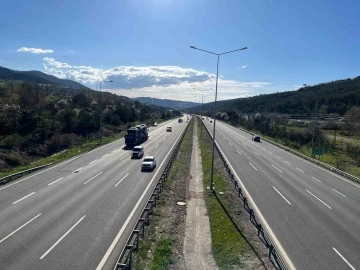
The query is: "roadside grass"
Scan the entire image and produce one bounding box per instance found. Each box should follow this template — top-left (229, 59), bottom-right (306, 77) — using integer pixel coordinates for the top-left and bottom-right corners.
top-left (132, 119), bottom-right (193, 269)
top-left (236, 125), bottom-right (360, 179)
top-left (198, 120), bottom-right (250, 269)
top-left (0, 132), bottom-right (125, 180)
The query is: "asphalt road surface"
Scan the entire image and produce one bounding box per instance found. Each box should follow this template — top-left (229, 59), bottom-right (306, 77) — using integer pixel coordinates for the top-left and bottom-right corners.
top-left (202, 117), bottom-right (360, 270)
top-left (0, 117), bottom-right (189, 270)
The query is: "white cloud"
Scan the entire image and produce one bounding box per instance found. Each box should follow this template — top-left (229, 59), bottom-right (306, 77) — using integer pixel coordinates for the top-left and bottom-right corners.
top-left (17, 47), bottom-right (54, 54)
top-left (242, 65), bottom-right (246, 69)
top-left (42, 57), bottom-right (271, 101)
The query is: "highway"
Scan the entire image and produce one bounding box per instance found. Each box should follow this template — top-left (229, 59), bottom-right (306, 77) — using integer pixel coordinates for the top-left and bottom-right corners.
top-left (0, 117), bottom-right (189, 270)
top-left (202, 118), bottom-right (360, 270)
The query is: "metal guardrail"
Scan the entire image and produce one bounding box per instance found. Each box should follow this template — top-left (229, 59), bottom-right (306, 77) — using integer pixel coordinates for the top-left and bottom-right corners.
top-left (234, 125), bottom-right (360, 184)
top-left (114, 118), bottom-right (192, 269)
top-left (0, 163), bottom-right (53, 185)
top-left (200, 117), bottom-right (291, 270)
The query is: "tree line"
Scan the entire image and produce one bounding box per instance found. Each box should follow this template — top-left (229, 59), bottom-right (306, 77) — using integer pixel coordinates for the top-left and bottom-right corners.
top-left (0, 81), bottom-right (180, 169)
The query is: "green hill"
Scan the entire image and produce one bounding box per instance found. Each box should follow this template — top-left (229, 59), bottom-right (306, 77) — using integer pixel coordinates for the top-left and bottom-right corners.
top-left (0, 66), bottom-right (87, 89)
top-left (189, 76), bottom-right (360, 116)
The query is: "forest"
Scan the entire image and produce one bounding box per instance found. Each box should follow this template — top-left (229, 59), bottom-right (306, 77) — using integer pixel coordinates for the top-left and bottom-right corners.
top-left (0, 81), bottom-right (180, 170)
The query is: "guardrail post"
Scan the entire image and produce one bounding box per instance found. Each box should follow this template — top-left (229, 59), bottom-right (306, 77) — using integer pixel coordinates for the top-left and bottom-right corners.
top-left (268, 244), bottom-right (274, 260)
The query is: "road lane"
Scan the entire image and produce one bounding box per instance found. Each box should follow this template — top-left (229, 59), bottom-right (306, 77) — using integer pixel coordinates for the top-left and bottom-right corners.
top-left (0, 116), bottom-right (189, 270)
top-left (202, 118), bottom-right (360, 269)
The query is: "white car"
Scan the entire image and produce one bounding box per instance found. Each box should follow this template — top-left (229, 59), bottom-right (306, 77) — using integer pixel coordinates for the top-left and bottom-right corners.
top-left (141, 156), bottom-right (156, 171)
top-left (132, 145), bottom-right (144, 158)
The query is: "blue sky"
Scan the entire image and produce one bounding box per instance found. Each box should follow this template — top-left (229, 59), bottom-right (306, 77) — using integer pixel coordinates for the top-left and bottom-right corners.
top-left (1, 0), bottom-right (359, 101)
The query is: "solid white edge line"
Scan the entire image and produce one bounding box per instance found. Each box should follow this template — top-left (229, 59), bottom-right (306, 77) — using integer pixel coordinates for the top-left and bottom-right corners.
top-left (0, 157), bottom-right (78, 191)
top-left (332, 189), bottom-right (346, 198)
top-left (40, 215), bottom-right (86, 260)
top-left (306, 190), bottom-right (332, 209)
top-left (332, 247), bottom-right (356, 270)
top-left (115, 173), bottom-right (129, 187)
top-left (0, 213), bottom-right (42, 243)
top-left (311, 176), bottom-right (322, 183)
top-left (273, 186), bottom-right (291, 205)
top-left (89, 159), bottom-right (98, 164)
top-left (236, 150), bottom-right (242, 155)
top-left (73, 167), bottom-right (82, 173)
top-left (96, 122), bottom-right (188, 270)
top-left (206, 121), bottom-right (295, 270)
top-left (296, 168), bottom-right (304, 173)
top-left (12, 192), bottom-right (36, 204)
top-left (119, 154), bottom-right (129, 161)
top-left (271, 164), bottom-right (283, 174)
top-left (84, 172), bottom-right (103, 185)
top-left (48, 177), bottom-right (64, 186)
top-left (155, 144), bottom-right (159, 149)
top-left (249, 162), bottom-right (257, 171)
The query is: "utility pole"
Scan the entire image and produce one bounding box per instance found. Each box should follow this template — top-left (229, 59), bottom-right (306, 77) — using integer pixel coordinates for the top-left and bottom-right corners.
top-left (311, 96), bottom-right (318, 157)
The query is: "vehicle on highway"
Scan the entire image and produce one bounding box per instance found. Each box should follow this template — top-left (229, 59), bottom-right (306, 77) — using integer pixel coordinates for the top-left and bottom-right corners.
top-left (132, 145), bottom-right (144, 158)
top-left (154, 122), bottom-right (158, 126)
top-left (252, 135), bottom-right (261, 142)
top-left (141, 156), bottom-right (156, 171)
top-left (178, 118), bottom-right (183, 123)
top-left (167, 126), bottom-right (172, 132)
top-left (210, 120), bottom-right (213, 123)
top-left (125, 124), bottom-right (148, 146)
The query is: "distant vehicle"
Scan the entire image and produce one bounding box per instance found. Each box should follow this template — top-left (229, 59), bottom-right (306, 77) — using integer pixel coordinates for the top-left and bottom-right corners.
top-left (252, 135), bottom-right (261, 142)
top-left (167, 126), bottom-right (172, 132)
top-left (132, 145), bottom-right (144, 159)
top-left (210, 120), bottom-right (213, 123)
top-left (154, 122), bottom-right (158, 126)
top-left (141, 156), bottom-right (156, 171)
top-left (178, 118), bottom-right (183, 123)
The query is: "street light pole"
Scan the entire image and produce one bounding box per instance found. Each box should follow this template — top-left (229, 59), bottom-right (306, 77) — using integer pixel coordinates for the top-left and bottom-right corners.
top-left (193, 87), bottom-right (212, 138)
top-left (190, 45), bottom-right (247, 190)
top-left (99, 80), bottom-right (113, 145)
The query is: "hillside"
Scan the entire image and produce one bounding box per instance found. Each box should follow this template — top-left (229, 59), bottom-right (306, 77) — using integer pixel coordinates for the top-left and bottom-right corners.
top-left (0, 78), bottom-right (180, 171)
top-left (0, 66), bottom-right (87, 89)
top-left (188, 76), bottom-right (360, 116)
top-left (133, 97), bottom-right (200, 110)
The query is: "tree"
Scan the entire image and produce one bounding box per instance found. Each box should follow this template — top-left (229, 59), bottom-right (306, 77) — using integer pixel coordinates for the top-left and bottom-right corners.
top-left (344, 106), bottom-right (360, 136)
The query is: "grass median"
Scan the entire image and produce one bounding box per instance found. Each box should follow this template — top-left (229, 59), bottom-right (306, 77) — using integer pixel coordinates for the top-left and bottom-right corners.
top-left (132, 119), bottom-right (193, 269)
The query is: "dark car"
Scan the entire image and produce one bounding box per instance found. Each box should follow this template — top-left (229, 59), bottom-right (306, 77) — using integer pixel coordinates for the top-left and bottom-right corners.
top-left (252, 135), bottom-right (261, 142)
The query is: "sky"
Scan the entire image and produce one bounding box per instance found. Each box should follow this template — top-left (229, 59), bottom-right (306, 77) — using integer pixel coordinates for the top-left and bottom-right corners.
top-left (1, 0), bottom-right (359, 102)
